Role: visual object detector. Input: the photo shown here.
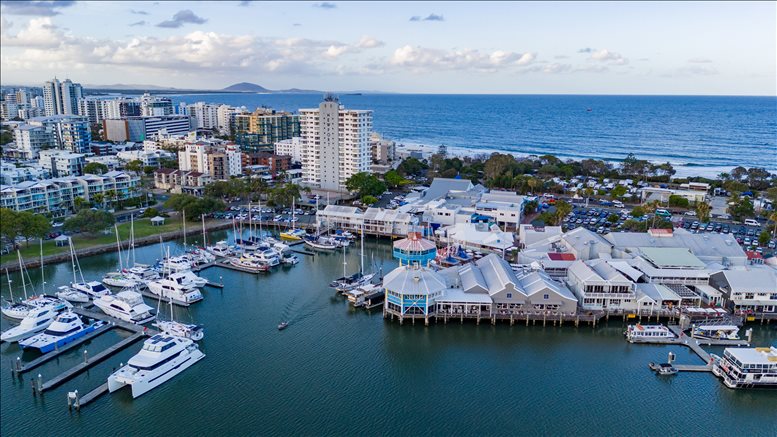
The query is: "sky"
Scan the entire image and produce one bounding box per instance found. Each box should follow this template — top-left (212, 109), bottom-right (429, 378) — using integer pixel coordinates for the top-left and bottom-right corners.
top-left (0, 1), bottom-right (775, 95)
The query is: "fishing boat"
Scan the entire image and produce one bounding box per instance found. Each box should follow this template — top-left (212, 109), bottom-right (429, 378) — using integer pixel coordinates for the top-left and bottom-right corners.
top-left (107, 334), bottom-right (205, 398)
top-left (277, 321), bottom-right (288, 330)
top-left (692, 325), bottom-right (740, 340)
top-left (19, 312), bottom-right (107, 353)
top-left (153, 298), bottom-right (204, 341)
top-left (93, 289), bottom-right (156, 324)
top-left (1, 305), bottom-right (58, 343)
top-left (55, 286), bottom-right (90, 303)
top-left (625, 324), bottom-right (675, 343)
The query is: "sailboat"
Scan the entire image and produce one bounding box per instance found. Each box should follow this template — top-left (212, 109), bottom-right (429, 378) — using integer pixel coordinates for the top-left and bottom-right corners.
top-left (153, 297), bottom-right (204, 341)
top-left (304, 197), bottom-right (338, 250)
top-left (329, 225), bottom-right (375, 292)
top-left (2, 251), bottom-right (71, 319)
top-left (280, 197), bottom-right (306, 241)
top-left (102, 224), bottom-right (142, 288)
top-left (60, 238), bottom-right (109, 299)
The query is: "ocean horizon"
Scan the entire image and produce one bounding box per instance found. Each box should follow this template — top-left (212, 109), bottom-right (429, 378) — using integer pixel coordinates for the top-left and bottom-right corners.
top-left (164, 93), bottom-right (777, 179)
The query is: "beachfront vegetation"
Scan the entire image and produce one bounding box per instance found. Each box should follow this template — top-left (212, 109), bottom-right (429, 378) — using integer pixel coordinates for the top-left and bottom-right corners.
top-left (668, 195), bottom-right (690, 208)
top-left (63, 209), bottom-right (115, 234)
top-left (695, 202), bottom-right (712, 223)
top-left (268, 183), bottom-right (309, 208)
top-left (727, 194), bottom-right (755, 221)
top-left (383, 169), bottom-right (412, 188)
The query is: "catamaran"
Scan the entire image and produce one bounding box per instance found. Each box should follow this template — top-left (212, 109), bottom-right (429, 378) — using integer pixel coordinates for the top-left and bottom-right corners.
top-left (107, 334), bottom-right (205, 398)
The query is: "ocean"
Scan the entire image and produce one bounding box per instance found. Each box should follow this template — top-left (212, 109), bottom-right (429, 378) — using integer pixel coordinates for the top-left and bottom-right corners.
top-left (166, 93), bottom-right (777, 178)
top-left (1, 234), bottom-right (776, 436)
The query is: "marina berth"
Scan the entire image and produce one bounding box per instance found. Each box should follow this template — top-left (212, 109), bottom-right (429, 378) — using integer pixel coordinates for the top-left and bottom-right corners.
top-left (107, 334), bottom-right (205, 398)
top-left (625, 324), bottom-right (675, 343)
top-left (93, 290), bottom-right (156, 324)
top-left (712, 346), bottom-right (777, 389)
top-left (18, 312), bottom-right (106, 353)
top-left (1, 305), bottom-right (58, 343)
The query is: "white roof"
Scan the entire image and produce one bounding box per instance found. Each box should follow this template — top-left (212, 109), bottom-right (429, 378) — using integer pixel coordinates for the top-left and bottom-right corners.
top-left (439, 223), bottom-right (514, 250)
top-left (716, 269), bottom-right (777, 293)
top-left (437, 288), bottom-right (493, 304)
top-left (635, 283), bottom-right (681, 302)
top-left (382, 265), bottom-right (447, 296)
top-left (725, 347), bottom-right (777, 365)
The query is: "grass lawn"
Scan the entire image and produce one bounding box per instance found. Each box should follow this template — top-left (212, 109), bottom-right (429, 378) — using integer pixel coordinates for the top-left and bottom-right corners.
top-left (1, 218), bottom-right (184, 265)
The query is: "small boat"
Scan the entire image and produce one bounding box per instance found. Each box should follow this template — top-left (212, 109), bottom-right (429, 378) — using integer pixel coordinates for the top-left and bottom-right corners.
top-left (146, 279), bottom-right (203, 306)
top-left (229, 255), bottom-right (270, 272)
top-left (304, 235), bottom-right (338, 251)
top-left (692, 325), bottom-right (740, 340)
top-left (19, 312), bottom-right (107, 353)
top-left (55, 286), bottom-right (90, 303)
top-left (93, 290), bottom-right (156, 324)
top-left (102, 271), bottom-right (142, 288)
top-left (72, 281), bottom-right (111, 298)
top-left (206, 240), bottom-right (232, 257)
top-left (280, 229), bottom-right (306, 241)
top-left (648, 362), bottom-right (678, 375)
top-left (107, 334), bottom-right (205, 398)
top-left (281, 254), bottom-right (300, 265)
top-left (1, 305), bottom-right (58, 343)
top-left (153, 298), bottom-right (204, 341)
top-left (278, 322), bottom-right (288, 330)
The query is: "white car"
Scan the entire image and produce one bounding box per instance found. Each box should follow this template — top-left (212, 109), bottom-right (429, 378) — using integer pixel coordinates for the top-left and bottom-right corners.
top-left (684, 211), bottom-right (697, 216)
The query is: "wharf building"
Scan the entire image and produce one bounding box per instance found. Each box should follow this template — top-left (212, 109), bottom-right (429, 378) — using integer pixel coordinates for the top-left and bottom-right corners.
top-left (300, 96), bottom-right (372, 193)
top-left (0, 171), bottom-right (140, 216)
top-left (316, 205), bottom-right (418, 237)
top-left (232, 109), bottom-right (300, 152)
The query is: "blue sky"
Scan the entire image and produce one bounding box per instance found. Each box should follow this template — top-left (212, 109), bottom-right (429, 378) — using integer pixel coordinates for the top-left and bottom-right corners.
top-left (1, 1), bottom-right (774, 95)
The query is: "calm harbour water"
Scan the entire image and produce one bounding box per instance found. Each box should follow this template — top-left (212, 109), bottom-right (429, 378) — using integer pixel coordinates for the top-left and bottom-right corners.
top-left (167, 93), bottom-right (777, 177)
top-left (1, 232), bottom-right (776, 436)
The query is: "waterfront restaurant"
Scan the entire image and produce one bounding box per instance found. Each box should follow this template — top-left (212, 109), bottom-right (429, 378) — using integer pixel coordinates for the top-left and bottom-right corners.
top-left (383, 264), bottom-right (447, 324)
top-left (392, 232), bottom-right (437, 266)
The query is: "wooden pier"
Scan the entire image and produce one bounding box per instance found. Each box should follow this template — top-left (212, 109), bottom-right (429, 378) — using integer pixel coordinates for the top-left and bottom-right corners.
top-left (637, 325), bottom-right (750, 374)
top-left (37, 331), bottom-right (145, 392)
top-left (71, 383), bottom-right (109, 410)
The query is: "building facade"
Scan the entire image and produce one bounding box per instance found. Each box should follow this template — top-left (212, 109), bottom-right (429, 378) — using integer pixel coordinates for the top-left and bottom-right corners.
top-left (38, 149), bottom-right (86, 177)
top-left (232, 109), bottom-right (300, 152)
top-left (42, 78), bottom-right (83, 116)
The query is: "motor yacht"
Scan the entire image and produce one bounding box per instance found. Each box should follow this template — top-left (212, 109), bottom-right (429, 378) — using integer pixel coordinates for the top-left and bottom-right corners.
top-left (55, 286), bottom-right (90, 303)
top-left (160, 256), bottom-right (193, 273)
top-left (1, 305), bottom-right (58, 342)
top-left (713, 346), bottom-right (777, 389)
top-left (107, 334), bottom-right (205, 398)
top-left (1, 295), bottom-right (71, 320)
top-left (126, 264), bottom-right (161, 282)
top-left (691, 325), bottom-right (740, 340)
top-left (102, 271), bottom-right (142, 288)
top-left (205, 240), bottom-right (232, 258)
top-left (249, 249), bottom-right (280, 267)
top-left (93, 290), bottom-right (156, 324)
top-left (281, 254), bottom-right (300, 265)
top-left (146, 279), bottom-right (203, 306)
top-left (167, 270), bottom-right (208, 288)
top-left (229, 255), bottom-right (270, 272)
top-left (19, 312), bottom-right (107, 353)
top-left (72, 281), bottom-right (111, 298)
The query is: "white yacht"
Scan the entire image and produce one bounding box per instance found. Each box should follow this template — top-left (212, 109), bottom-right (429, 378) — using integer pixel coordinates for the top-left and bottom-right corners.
top-left (1, 305), bottom-right (58, 343)
top-left (146, 279), bottom-right (203, 306)
top-left (304, 236), bottom-right (339, 251)
top-left (102, 271), bottom-right (142, 288)
top-left (692, 325), bottom-right (740, 340)
top-left (160, 256), bottom-right (193, 273)
top-left (154, 320), bottom-right (204, 341)
top-left (205, 240), bottom-right (232, 258)
top-left (712, 346), bottom-right (777, 389)
top-left (625, 324), bottom-right (675, 343)
top-left (19, 312), bottom-right (106, 353)
top-left (281, 254), bottom-right (300, 265)
top-left (167, 271), bottom-right (208, 289)
top-left (248, 249), bottom-right (280, 267)
top-left (126, 264), bottom-right (161, 281)
top-left (1, 295), bottom-right (71, 320)
top-left (229, 255), bottom-right (270, 272)
top-left (55, 286), bottom-right (90, 303)
top-left (72, 281), bottom-right (111, 298)
top-left (185, 248), bottom-right (216, 265)
top-left (107, 334), bottom-right (205, 398)
top-left (93, 290), bottom-right (156, 324)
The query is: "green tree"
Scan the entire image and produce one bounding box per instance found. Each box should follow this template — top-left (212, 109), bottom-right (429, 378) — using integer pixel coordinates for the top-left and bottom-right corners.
top-left (165, 193), bottom-right (199, 213)
top-left (143, 166), bottom-right (156, 176)
top-left (695, 202), bottom-right (712, 223)
top-left (758, 230), bottom-right (770, 247)
top-left (92, 193), bottom-right (105, 208)
top-left (83, 162), bottom-right (109, 175)
top-left (396, 157), bottom-right (428, 177)
top-left (630, 206), bottom-right (646, 218)
top-left (17, 212), bottom-right (51, 245)
top-left (728, 195), bottom-right (754, 221)
top-left (769, 211), bottom-right (777, 237)
top-left (125, 160), bottom-right (144, 174)
top-left (553, 200), bottom-right (573, 225)
top-left (268, 183), bottom-right (303, 208)
top-left (204, 181), bottom-right (234, 199)
top-left (73, 196), bottom-right (88, 211)
top-left (142, 207), bottom-right (159, 218)
top-left (668, 195), bottom-right (690, 208)
top-left (607, 213), bottom-right (620, 223)
top-left (383, 170), bottom-right (406, 188)
top-left (361, 195), bottom-right (378, 205)
top-left (345, 172), bottom-right (386, 198)
top-left (610, 185), bottom-right (627, 199)
top-left (63, 209), bottom-right (115, 234)
top-left (523, 200), bottom-right (538, 215)
top-left (0, 208), bottom-right (22, 245)
top-left (159, 157), bottom-right (179, 169)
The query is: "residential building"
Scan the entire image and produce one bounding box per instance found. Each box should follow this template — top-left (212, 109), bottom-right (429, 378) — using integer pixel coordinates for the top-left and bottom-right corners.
top-left (233, 108), bottom-right (300, 152)
top-left (12, 124), bottom-right (52, 159)
top-left (241, 152), bottom-right (290, 176)
top-left (178, 141), bottom-right (241, 180)
top-left (153, 168), bottom-right (211, 195)
top-left (42, 78), bottom-right (83, 116)
top-left (0, 161), bottom-right (50, 185)
top-left (216, 104), bottom-right (246, 135)
top-left (11, 115), bottom-right (91, 157)
top-left (38, 149), bottom-right (86, 177)
top-left (300, 96), bottom-right (372, 192)
top-left (370, 132), bottom-right (396, 164)
top-left (117, 149), bottom-right (175, 168)
top-left (103, 115), bottom-right (194, 142)
top-left (640, 186), bottom-right (707, 204)
top-left (140, 93), bottom-right (173, 116)
top-left (181, 102), bottom-right (220, 130)
top-left (274, 137), bottom-right (303, 163)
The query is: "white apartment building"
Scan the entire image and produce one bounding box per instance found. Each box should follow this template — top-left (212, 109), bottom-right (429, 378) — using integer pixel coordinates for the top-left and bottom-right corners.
top-left (300, 96), bottom-right (372, 192)
top-left (26, 115), bottom-right (92, 154)
top-left (12, 124), bottom-right (52, 159)
top-left (140, 93), bottom-right (174, 116)
top-left (117, 149), bottom-right (174, 168)
top-left (38, 149), bottom-right (86, 177)
top-left (0, 160), bottom-right (50, 185)
top-left (217, 104), bottom-right (245, 135)
top-left (182, 102), bottom-right (220, 130)
top-left (178, 141), bottom-right (242, 180)
top-left (274, 137), bottom-right (303, 163)
top-left (42, 78), bottom-right (83, 116)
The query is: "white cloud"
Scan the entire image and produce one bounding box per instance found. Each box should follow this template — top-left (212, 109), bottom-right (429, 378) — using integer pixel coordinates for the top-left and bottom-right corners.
top-left (357, 35), bottom-right (384, 49)
top-left (1, 17), bottom-right (64, 48)
top-left (390, 45), bottom-right (536, 72)
top-left (688, 57), bottom-right (713, 64)
top-left (589, 48), bottom-right (628, 65)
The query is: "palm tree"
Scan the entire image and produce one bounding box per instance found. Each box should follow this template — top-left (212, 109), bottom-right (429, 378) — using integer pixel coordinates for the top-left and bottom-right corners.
top-left (695, 201), bottom-right (712, 223)
top-left (769, 211), bottom-right (777, 237)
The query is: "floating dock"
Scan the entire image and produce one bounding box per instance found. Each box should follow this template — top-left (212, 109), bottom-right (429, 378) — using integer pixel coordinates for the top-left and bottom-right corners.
top-left (12, 323), bottom-right (113, 375)
top-left (638, 325), bottom-right (751, 374)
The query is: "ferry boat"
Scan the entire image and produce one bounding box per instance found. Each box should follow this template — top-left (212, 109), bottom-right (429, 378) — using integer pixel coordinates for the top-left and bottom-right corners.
top-left (146, 279), bottom-right (203, 306)
top-left (712, 346), bottom-right (777, 389)
top-left (107, 334), bottom-right (205, 398)
top-left (93, 290), bottom-right (156, 324)
top-left (72, 281), bottom-right (111, 298)
top-left (19, 313), bottom-right (107, 353)
top-left (691, 324), bottom-right (740, 340)
top-left (55, 286), bottom-right (90, 303)
top-left (1, 305), bottom-right (58, 343)
top-left (625, 324), bottom-right (675, 343)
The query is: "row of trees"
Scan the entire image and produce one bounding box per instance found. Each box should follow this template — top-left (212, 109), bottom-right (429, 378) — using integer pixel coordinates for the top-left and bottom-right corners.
top-left (164, 194), bottom-right (226, 220)
top-left (0, 208), bottom-right (51, 246)
top-left (203, 178), bottom-right (309, 207)
top-left (62, 209), bottom-right (115, 234)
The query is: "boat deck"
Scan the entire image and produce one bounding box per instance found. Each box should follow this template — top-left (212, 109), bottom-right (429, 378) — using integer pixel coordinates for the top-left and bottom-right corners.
top-left (12, 323), bottom-right (114, 374)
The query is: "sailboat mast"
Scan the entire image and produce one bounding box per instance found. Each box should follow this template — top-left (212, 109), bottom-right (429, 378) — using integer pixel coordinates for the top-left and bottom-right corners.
top-left (115, 224), bottom-right (123, 271)
top-left (16, 250), bottom-right (28, 300)
top-left (258, 199), bottom-right (262, 238)
top-left (131, 214), bottom-right (136, 267)
top-left (182, 209), bottom-right (187, 247)
top-left (360, 224), bottom-right (364, 275)
top-left (292, 198), bottom-right (296, 231)
top-left (39, 239), bottom-right (45, 294)
top-left (5, 268), bottom-right (13, 302)
top-left (201, 215), bottom-right (207, 248)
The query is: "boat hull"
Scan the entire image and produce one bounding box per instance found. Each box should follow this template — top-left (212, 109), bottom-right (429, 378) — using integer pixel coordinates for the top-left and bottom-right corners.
top-left (1, 323), bottom-right (51, 343)
top-left (108, 348), bottom-right (205, 398)
top-left (21, 322), bottom-right (106, 353)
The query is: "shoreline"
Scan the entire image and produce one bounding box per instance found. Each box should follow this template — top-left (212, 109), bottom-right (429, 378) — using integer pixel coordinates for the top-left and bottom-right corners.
top-left (0, 220), bottom-right (234, 273)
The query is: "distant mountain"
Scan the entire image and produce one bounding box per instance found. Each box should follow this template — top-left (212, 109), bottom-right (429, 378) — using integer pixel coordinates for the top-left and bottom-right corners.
top-left (85, 83), bottom-right (178, 91)
top-left (222, 82), bottom-right (270, 93)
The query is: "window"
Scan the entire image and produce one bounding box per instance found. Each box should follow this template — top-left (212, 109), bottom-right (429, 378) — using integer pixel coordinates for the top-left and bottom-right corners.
top-left (506, 293), bottom-right (512, 298)
top-left (544, 294), bottom-right (549, 300)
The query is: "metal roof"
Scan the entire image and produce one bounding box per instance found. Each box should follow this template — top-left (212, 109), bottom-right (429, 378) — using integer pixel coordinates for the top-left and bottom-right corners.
top-left (638, 247), bottom-right (706, 269)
